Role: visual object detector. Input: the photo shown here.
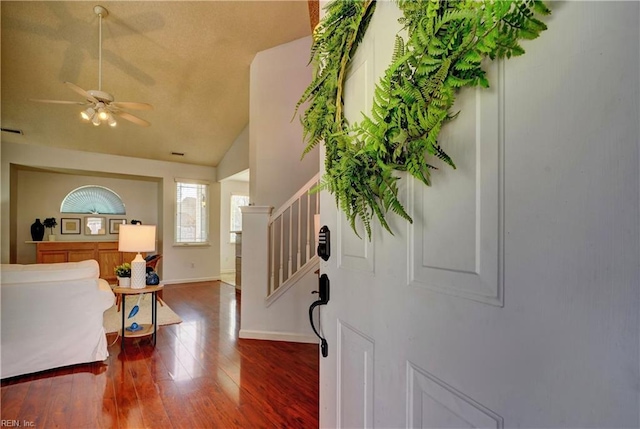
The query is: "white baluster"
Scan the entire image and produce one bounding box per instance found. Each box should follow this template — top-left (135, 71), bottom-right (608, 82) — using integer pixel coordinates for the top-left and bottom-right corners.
top-left (306, 193), bottom-right (311, 261)
top-left (270, 221), bottom-right (275, 294)
top-left (288, 207), bottom-right (293, 278)
top-left (278, 216), bottom-right (284, 288)
top-left (297, 197), bottom-right (301, 269)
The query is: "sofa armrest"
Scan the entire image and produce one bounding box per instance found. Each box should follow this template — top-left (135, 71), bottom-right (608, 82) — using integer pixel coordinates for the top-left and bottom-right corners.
top-left (98, 278), bottom-right (116, 309)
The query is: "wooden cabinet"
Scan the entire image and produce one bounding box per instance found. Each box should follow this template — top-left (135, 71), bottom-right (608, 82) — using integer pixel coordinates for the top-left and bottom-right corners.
top-left (68, 250), bottom-right (96, 262)
top-left (38, 242), bottom-right (95, 264)
top-left (36, 241), bottom-right (144, 284)
top-left (40, 251), bottom-right (67, 264)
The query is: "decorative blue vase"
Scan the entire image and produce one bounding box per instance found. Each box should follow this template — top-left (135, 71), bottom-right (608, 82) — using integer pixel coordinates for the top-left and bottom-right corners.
top-left (31, 218), bottom-right (45, 241)
top-left (146, 271), bottom-right (160, 285)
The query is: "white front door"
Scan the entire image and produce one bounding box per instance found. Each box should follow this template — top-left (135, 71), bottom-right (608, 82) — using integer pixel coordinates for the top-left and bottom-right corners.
top-left (318, 2), bottom-right (639, 428)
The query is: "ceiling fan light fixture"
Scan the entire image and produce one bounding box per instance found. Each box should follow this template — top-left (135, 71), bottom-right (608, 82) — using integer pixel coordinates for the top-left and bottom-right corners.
top-left (98, 108), bottom-right (109, 121)
top-left (81, 107), bottom-right (95, 121)
top-left (33, 5), bottom-right (152, 128)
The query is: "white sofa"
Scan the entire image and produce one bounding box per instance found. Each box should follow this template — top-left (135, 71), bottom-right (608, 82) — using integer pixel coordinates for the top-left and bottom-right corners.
top-left (0, 260), bottom-right (115, 379)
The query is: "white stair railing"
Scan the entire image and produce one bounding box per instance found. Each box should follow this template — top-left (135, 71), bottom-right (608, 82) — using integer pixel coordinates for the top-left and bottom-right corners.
top-left (268, 173), bottom-right (320, 296)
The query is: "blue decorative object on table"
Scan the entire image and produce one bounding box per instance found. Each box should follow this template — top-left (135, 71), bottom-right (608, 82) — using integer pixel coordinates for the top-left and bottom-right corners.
top-left (128, 295), bottom-right (142, 318)
top-left (146, 271), bottom-right (160, 285)
top-left (126, 322), bottom-right (143, 332)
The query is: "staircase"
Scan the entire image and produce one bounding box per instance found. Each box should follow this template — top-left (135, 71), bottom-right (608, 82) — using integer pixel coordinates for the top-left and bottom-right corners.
top-left (238, 173), bottom-right (321, 343)
top-left (266, 173), bottom-right (320, 305)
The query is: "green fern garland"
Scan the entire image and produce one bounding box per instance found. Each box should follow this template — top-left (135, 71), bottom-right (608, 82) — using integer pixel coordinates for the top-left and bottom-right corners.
top-left (297, 0), bottom-right (550, 238)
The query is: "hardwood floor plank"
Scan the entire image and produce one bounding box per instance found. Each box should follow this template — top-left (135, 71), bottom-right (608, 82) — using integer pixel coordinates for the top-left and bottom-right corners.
top-left (69, 370), bottom-right (101, 428)
top-left (43, 374), bottom-right (73, 428)
top-left (17, 377), bottom-right (52, 427)
top-left (190, 376), bottom-right (247, 427)
top-left (1, 281), bottom-right (319, 428)
top-left (111, 345), bottom-right (146, 428)
top-left (155, 378), bottom-right (200, 429)
top-left (0, 381), bottom-right (30, 422)
top-left (125, 343), bottom-right (173, 428)
top-left (100, 354), bottom-right (121, 428)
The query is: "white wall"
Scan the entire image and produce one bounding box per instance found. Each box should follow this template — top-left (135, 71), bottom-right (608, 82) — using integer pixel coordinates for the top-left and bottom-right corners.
top-left (249, 36), bottom-right (319, 209)
top-left (1, 141), bottom-right (221, 284)
top-left (239, 36), bottom-right (320, 343)
top-left (16, 168), bottom-right (159, 264)
top-left (217, 124), bottom-right (249, 181)
top-left (219, 179), bottom-right (249, 273)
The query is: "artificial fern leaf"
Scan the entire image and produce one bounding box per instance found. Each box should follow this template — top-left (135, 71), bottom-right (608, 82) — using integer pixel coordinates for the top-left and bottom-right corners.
top-left (533, 0), bottom-right (552, 15)
top-left (297, 0), bottom-right (550, 239)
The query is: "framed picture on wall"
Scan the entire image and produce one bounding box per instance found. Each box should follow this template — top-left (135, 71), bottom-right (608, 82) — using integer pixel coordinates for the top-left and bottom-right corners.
top-left (61, 218), bottom-right (81, 235)
top-left (109, 219), bottom-right (127, 234)
top-left (85, 216), bottom-right (106, 235)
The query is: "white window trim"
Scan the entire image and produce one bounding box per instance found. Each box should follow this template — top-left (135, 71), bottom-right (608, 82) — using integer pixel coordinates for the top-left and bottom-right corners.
top-left (230, 193), bottom-right (250, 244)
top-left (174, 178), bottom-right (210, 246)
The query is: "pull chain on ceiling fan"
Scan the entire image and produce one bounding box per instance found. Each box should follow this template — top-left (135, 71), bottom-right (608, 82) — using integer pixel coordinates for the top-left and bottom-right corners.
top-left (31, 5), bottom-right (153, 127)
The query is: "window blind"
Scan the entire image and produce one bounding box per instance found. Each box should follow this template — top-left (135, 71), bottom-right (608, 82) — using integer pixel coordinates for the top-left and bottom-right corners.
top-left (175, 181), bottom-right (209, 244)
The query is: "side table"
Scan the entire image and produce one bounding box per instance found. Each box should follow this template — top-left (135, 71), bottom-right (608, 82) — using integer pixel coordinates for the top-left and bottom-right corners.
top-left (112, 285), bottom-right (164, 349)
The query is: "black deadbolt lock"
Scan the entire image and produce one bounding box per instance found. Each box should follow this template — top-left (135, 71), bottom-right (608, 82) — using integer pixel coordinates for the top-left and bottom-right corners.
top-left (317, 225), bottom-right (330, 261)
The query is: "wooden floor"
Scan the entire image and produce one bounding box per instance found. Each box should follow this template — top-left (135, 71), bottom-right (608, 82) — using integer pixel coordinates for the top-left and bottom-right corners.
top-left (1, 281), bottom-right (319, 428)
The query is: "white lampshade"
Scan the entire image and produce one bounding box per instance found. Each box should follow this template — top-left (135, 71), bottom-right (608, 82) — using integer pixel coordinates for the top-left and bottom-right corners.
top-left (118, 225), bottom-right (156, 253)
top-left (119, 225), bottom-right (156, 288)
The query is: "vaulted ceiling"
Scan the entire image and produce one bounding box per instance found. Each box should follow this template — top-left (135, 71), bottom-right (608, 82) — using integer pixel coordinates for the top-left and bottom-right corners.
top-left (1, 1), bottom-right (312, 167)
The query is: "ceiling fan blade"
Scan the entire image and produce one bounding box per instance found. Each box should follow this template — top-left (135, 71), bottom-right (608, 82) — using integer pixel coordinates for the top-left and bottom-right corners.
top-left (110, 101), bottom-right (153, 111)
top-left (64, 81), bottom-right (98, 103)
top-left (113, 111), bottom-right (150, 127)
top-left (30, 98), bottom-right (88, 105)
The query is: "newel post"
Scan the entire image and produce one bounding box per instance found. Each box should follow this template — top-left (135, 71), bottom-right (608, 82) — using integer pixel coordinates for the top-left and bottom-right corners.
top-left (239, 205), bottom-right (273, 336)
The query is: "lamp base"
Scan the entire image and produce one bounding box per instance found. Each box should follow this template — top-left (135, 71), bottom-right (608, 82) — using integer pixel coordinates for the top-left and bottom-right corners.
top-left (130, 253), bottom-right (146, 289)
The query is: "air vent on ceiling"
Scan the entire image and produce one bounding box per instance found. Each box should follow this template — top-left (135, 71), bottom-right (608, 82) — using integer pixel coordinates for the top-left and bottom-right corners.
top-left (1, 128), bottom-right (24, 135)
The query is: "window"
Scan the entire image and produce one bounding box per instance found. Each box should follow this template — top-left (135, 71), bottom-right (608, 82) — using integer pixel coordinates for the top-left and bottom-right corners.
top-left (60, 185), bottom-right (125, 214)
top-left (230, 194), bottom-right (250, 243)
top-left (175, 179), bottom-right (209, 244)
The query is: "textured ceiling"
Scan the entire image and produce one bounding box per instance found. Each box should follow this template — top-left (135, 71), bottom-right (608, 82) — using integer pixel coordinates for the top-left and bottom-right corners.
top-left (1, 1), bottom-right (311, 167)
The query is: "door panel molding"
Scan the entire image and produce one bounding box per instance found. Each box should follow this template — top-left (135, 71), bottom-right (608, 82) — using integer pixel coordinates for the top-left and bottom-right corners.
top-left (408, 61), bottom-right (505, 307)
top-left (337, 320), bottom-right (374, 429)
top-left (338, 211), bottom-right (375, 273)
top-left (407, 361), bottom-right (503, 428)
top-left (338, 40), bottom-right (376, 273)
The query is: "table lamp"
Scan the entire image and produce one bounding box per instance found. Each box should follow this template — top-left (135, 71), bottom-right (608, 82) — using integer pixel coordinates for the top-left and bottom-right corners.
top-left (118, 224), bottom-right (156, 289)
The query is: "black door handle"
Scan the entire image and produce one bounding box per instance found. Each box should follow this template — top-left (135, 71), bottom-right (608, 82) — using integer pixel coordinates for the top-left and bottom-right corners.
top-left (309, 274), bottom-right (329, 357)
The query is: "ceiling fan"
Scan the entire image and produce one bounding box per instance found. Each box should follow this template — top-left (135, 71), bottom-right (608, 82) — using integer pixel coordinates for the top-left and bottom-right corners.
top-left (31, 5), bottom-right (152, 127)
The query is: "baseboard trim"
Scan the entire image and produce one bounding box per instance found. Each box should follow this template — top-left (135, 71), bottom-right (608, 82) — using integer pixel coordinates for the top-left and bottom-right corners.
top-left (162, 276), bottom-right (219, 285)
top-left (239, 329), bottom-right (318, 344)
